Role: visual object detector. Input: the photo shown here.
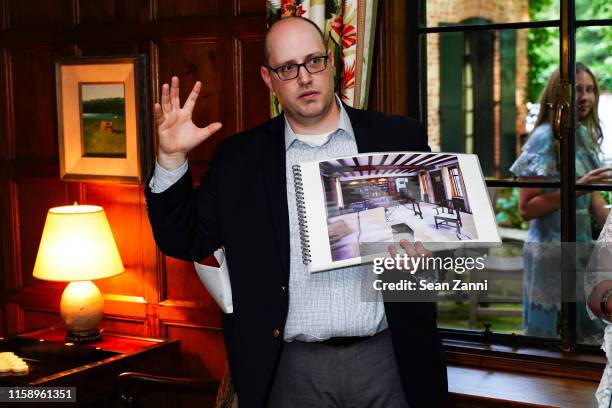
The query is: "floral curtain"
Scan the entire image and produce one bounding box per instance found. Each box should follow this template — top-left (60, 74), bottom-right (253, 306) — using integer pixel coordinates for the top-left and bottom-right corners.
top-left (266, 0), bottom-right (379, 113)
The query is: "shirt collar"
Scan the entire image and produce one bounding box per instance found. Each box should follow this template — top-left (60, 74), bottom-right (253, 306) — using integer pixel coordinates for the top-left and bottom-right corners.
top-left (284, 94), bottom-right (353, 151)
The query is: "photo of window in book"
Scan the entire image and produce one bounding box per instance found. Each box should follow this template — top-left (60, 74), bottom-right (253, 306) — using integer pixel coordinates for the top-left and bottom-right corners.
top-left (293, 152), bottom-right (500, 272)
top-left (320, 153), bottom-right (478, 261)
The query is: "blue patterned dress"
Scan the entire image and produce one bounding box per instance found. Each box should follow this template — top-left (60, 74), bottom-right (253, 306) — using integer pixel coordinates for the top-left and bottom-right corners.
top-left (510, 123), bottom-right (604, 340)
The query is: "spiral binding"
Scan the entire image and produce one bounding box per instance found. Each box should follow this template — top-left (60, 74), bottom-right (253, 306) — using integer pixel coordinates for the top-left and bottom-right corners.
top-left (292, 164), bottom-right (311, 264)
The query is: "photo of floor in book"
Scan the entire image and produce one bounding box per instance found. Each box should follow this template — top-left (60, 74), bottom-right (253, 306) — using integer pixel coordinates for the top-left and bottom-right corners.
top-left (321, 153), bottom-right (478, 261)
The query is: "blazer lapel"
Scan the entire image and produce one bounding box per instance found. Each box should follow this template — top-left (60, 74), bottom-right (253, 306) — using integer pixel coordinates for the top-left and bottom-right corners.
top-left (344, 103), bottom-right (374, 153)
top-left (259, 116), bottom-right (290, 275)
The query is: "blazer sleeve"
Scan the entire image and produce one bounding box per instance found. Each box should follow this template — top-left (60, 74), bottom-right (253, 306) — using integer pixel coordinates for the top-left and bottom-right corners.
top-left (416, 120), bottom-right (431, 152)
top-left (144, 145), bottom-right (226, 262)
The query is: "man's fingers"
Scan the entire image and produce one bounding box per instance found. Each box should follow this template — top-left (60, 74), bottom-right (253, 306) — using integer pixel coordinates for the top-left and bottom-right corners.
top-left (183, 81), bottom-right (202, 113)
top-left (170, 76), bottom-right (180, 109)
top-left (197, 122), bottom-right (223, 141)
top-left (154, 103), bottom-right (164, 126)
top-left (400, 239), bottom-right (417, 258)
top-left (415, 241), bottom-right (431, 257)
top-left (387, 244), bottom-right (399, 258)
top-left (161, 83), bottom-right (171, 113)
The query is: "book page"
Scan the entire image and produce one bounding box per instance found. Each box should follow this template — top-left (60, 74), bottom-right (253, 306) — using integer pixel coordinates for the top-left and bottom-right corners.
top-left (297, 152), bottom-right (501, 273)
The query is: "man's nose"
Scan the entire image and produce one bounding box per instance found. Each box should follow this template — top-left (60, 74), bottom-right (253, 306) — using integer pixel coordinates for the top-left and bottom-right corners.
top-left (297, 66), bottom-right (313, 85)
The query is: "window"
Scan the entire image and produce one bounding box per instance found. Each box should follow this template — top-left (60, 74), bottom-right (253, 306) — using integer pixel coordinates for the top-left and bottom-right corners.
top-left (411, 0), bottom-right (612, 351)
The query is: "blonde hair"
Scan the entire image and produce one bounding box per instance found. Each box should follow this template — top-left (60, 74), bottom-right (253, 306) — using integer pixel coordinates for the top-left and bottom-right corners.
top-left (533, 62), bottom-right (602, 144)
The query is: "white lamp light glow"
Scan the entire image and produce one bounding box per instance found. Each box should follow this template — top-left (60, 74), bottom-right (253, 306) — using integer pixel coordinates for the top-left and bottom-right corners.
top-left (33, 204), bottom-right (124, 343)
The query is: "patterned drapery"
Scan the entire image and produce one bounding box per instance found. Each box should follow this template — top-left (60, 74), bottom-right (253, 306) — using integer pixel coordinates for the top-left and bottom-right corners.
top-left (266, 0), bottom-right (379, 113)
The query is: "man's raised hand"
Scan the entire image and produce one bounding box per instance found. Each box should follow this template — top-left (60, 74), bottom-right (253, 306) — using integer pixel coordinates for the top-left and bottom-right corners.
top-left (154, 76), bottom-right (222, 170)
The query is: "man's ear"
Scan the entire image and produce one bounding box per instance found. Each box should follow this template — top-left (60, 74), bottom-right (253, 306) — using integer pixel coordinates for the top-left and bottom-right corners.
top-left (328, 49), bottom-right (335, 69)
top-left (260, 66), bottom-right (273, 91)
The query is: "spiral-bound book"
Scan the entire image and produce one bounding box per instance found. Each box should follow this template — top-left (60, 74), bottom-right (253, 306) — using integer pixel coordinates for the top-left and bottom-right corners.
top-left (292, 151), bottom-right (501, 273)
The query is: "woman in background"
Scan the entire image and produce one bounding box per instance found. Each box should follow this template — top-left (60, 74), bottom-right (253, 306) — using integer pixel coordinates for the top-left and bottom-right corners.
top-left (510, 62), bottom-right (610, 341)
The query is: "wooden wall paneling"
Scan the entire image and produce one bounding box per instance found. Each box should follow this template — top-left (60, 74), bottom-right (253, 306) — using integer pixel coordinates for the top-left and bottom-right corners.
top-left (234, 0), bottom-right (266, 17)
top-left (1, 0), bottom-right (7, 31)
top-left (6, 303), bottom-right (24, 333)
top-left (158, 300), bottom-right (222, 329)
top-left (15, 178), bottom-right (75, 288)
top-left (8, 47), bottom-right (61, 162)
top-left (154, 39), bottom-right (223, 169)
top-left (163, 322), bottom-right (226, 379)
top-left (5, 0), bottom-right (75, 30)
top-left (1, 179), bottom-right (17, 290)
top-left (99, 315), bottom-right (147, 336)
top-left (163, 256), bottom-right (218, 308)
top-left (77, 0), bottom-right (151, 25)
top-left (0, 47), bottom-right (10, 162)
top-left (21, 307), bottom-right (63, 331)
top-left (153, 0), bottom-right (219, 20)
top-left (76, 43), bottom-right (139, 57)
top-left (234, 35), bottom-right (269, 132)
top-left (83, 183), bottom-right (147, 298)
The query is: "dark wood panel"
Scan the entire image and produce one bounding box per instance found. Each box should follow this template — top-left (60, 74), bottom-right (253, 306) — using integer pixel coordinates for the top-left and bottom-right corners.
top-left (164, 256), bottom-right (216, 304)
top-left (9, 48), bottom-right (59, 161)
top-left (22, 308), bottom-right (63, 331)
top-left (155, 40), bottom-right (225, 163)
top-left (235, 0), bottom-right (266, 17)
top-left (99, 316), bottom-right (147, 336)
top-left (0, 178), bottom-right (15, 292)
top-left (6, 0), bottom-right (74, 29)
top-left (158, 300), bottom-right (222, 328)
top-left (0, 48), bottom-right (9, 162)
top-left (15, 178), bottom-right (75, 288)
top-left (236, 36), bottom-right (269, 131)
top-left (84, 183), bottom-right (146, 297)
top-left (154, 0), bottom-right (219, 19)
top-left (164, 323), bottom-right (226, 379)
top-left (78, 0), bottom-right (150, 24)
top-left (76, 43), bottom-right (138, 56)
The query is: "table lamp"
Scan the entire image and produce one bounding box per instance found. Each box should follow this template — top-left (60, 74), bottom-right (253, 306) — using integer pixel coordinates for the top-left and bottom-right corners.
top-left (33, 204), bottom-right (124, 344)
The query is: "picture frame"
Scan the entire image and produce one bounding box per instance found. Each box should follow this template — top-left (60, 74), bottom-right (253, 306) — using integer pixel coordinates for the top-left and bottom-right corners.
top-left (55, 55), bottom-right (151, 183)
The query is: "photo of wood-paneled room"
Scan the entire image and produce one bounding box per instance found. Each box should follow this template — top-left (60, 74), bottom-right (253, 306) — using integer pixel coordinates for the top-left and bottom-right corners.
top-left (321, 153), bottom-right (478, 261)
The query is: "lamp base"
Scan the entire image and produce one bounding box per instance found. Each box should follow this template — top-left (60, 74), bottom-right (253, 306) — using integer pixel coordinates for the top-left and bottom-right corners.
top-left (65, 328), bottom-right (103, 344)
top-left (60, 281), bottom-right (104, 344)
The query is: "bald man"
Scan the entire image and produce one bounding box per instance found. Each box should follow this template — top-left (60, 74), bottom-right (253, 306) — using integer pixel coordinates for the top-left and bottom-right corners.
top-left (146, 16), bottom-right (447, 408)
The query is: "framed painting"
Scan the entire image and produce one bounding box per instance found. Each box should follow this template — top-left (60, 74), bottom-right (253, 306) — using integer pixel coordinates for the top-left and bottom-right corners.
top-left (55, 55), bottom-right (151, 182)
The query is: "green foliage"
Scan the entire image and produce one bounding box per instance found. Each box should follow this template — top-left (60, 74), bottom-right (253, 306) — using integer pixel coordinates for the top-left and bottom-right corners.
top-left (82, 98), bottom-right (125, 114)
top-left (528, 0), bottom-right (612, 101)
top-left (495, 187), bottom-right (529, 230)
top-left (527, 0), bottom-right (558, 101)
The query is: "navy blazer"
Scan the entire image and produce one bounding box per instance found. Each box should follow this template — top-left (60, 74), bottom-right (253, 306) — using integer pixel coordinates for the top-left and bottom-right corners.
top-left (145, 104), bottom-right (448, 408)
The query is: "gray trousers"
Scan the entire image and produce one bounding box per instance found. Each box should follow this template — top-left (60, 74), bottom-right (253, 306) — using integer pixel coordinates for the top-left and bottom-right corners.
top-left (268, 330), bottom-right (409, 408)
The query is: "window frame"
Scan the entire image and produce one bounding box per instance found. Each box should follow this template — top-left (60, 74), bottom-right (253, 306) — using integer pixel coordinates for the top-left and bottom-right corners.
top-left (408, 0), bottom-right (612, 353)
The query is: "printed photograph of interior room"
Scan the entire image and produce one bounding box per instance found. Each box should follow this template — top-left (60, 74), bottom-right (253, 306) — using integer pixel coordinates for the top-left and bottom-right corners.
top-left (320, 153), bottom-right (478, 261)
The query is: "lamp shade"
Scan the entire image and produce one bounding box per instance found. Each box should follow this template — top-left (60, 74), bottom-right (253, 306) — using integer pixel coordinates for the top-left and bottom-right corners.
top-left (33, 205), bottom-right (124, 282)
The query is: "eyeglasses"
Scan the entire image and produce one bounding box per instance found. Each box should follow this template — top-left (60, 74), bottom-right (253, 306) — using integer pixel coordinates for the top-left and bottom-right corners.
top-left (266, 55), bottom-right (329, 81)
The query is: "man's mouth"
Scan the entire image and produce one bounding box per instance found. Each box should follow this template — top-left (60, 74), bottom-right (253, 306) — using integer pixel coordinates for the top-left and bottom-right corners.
top-left (300, 91), bottom-right (318, 99)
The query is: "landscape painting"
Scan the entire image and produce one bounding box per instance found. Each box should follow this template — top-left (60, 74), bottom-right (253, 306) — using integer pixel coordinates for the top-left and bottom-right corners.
top-left (80, 83), bottom-right (126, 158)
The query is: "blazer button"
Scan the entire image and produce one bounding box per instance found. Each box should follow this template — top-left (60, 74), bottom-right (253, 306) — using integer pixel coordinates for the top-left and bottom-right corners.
top-left (272, 329), bottom-right (281, 338)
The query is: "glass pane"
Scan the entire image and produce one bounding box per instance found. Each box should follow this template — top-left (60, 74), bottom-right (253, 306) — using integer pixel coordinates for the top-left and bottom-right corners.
top-left (578, 190), bottom-right (610, 346)
top-left (575, 26), bottom-right (612, 187)
top-left (576, 0), bottom-right (612, 21)
top-left (426, 28), bottom-right (559, 179)
top-left (423, 0), bottom-right (558, 28)
top-left (436, 186), bottom-right (561, 339)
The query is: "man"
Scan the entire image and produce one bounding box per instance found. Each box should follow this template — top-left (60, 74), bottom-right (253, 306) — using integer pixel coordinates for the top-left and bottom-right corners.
top-left (146, 16), bottom-right (447, 408)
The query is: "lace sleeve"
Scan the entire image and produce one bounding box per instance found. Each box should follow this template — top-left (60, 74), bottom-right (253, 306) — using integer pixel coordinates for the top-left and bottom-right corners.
top-left (586, 210), bottom-right (612, 320)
